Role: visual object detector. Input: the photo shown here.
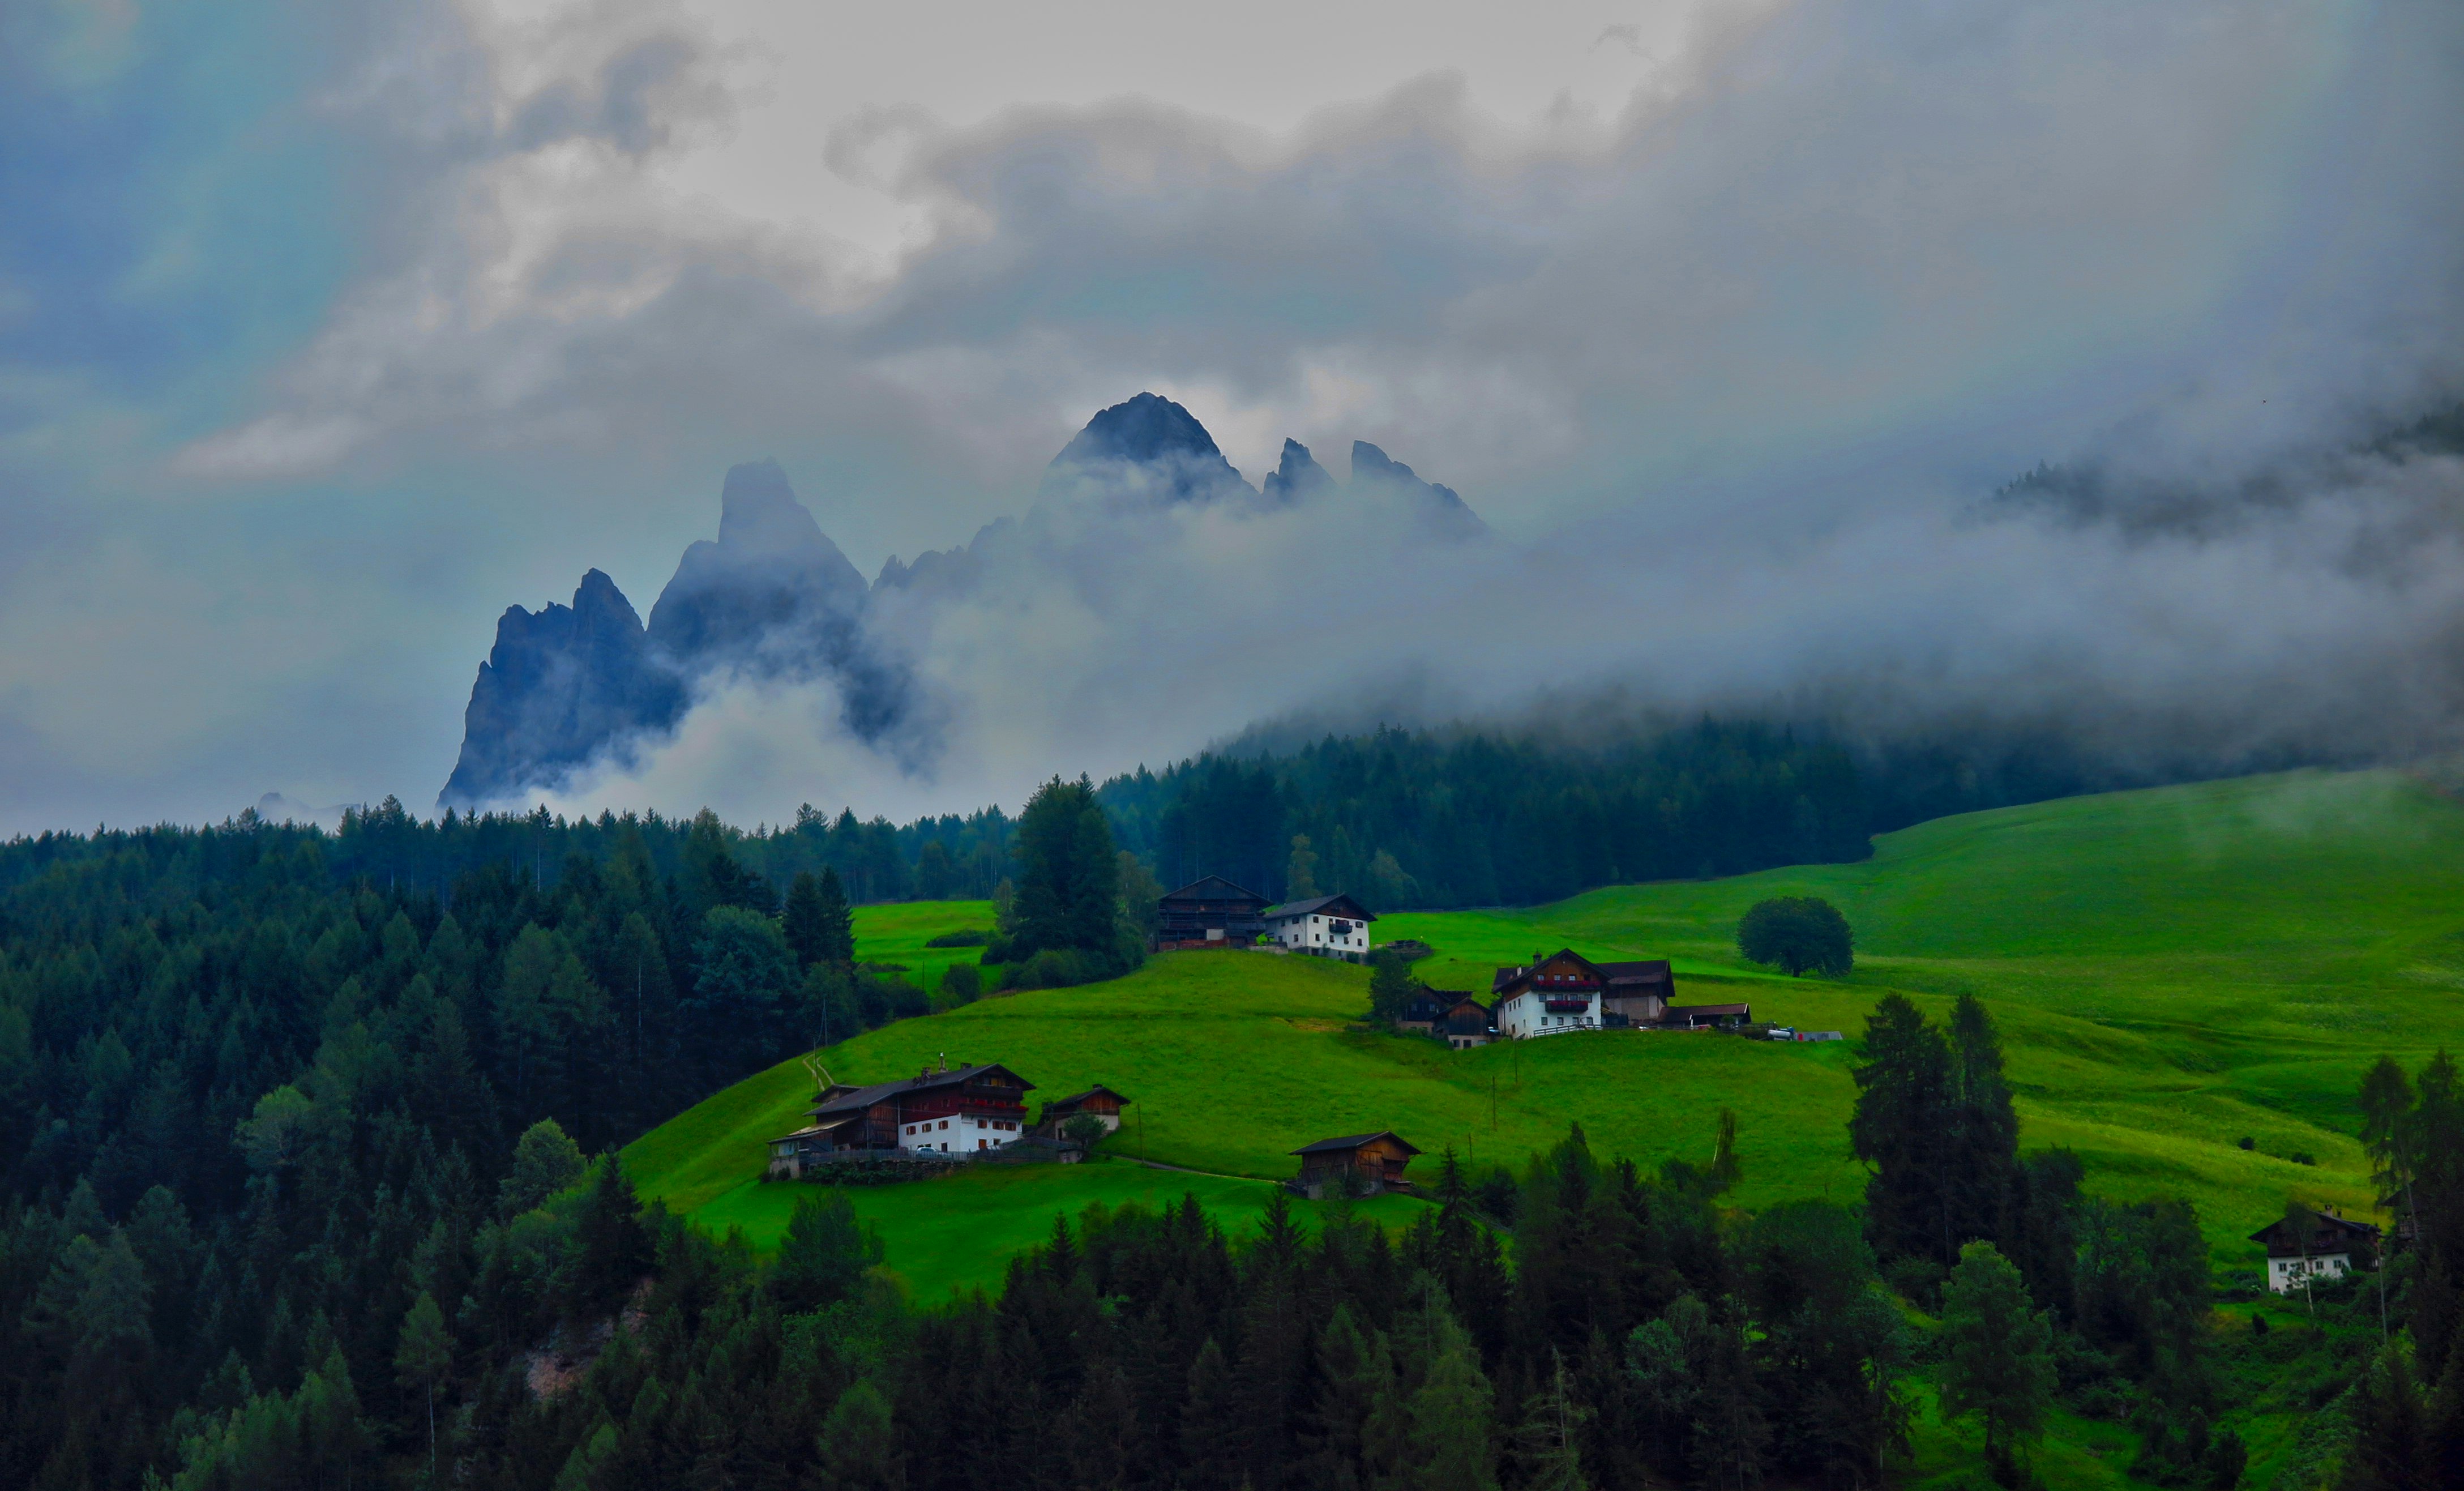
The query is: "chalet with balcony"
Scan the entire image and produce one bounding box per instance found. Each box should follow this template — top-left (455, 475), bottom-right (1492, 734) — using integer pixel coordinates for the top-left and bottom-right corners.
top-left (1492, 949), bottom-right (1749, 1036)
top-left (2251, 1208), bottom-right (2381, 1294)
top-left (1492, 950), bottom-right (1607, 1039)
top-left (768, 1061), bottom-right (1035, 1177)
top-left (1289, 1131), bottom-right (1421, 1199)
top-left (1157, 876), bottom-right (1269, 949)
top-left (1262, 892), bottom-right (1377, 962)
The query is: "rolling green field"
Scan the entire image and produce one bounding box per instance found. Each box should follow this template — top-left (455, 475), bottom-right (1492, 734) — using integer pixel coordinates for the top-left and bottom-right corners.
top-left (629, 766), bottom-right (2464, 1294)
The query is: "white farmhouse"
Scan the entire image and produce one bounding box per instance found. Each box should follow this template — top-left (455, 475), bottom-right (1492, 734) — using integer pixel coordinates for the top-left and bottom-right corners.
top-left (1261, 893), bottom-right (1378, 962)
top-left (2251, 1207), bottom-right (2382, 1295)
top-left (1489, 950), bottom-right (1605, 1039)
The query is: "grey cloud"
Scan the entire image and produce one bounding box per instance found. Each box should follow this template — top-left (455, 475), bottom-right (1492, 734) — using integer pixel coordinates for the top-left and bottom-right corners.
top-left (7, 0), bottom-right (2464, 832)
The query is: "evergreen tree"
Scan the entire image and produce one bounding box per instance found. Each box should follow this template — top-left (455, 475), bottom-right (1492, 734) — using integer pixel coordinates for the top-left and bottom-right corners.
top-left (1937, 1242), bottom-right (2055, 1482)
top-left (500, 1118), bottom-right (585, 1215)
top-left (1849, 994), bottom-right (1955, 1267)
top-left (393, 1291), bottom-right (452, 1477)
top-left (1511, 1351), bottom-right (1590, 1491)
top-left (818, 1379), bottom-right (904, 1491)
top-left (1287, 835), bottom-right (1321, 899)
top-left (1182, 1336), bottom-right (1243, 1491)
top-left (1010, 777), bottom-right (1128, 972)
top-left (1945, 995), bottom-right (2020, 1249)
top-left (775, 1189), bottom-right (884, 1314)
top-left (563, 1155), bottom-right (652, 1317)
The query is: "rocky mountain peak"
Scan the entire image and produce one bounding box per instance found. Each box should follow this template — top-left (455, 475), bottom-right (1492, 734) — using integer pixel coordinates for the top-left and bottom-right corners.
top-left (1262, 438), bottom-right (1336, 505)
top-left (1045, 392), bottom-right (1251, 504)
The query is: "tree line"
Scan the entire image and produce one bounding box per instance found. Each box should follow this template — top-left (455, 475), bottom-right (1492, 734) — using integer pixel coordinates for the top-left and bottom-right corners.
top-left (152, 712), bottom-right (2172, 928)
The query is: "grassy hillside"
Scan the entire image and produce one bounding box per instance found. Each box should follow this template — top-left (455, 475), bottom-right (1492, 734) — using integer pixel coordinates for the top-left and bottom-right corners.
top-left (628, 768), bottom-right (2464, 1301)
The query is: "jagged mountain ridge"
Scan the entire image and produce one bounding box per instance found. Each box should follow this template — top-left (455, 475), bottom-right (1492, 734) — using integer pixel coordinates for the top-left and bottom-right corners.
top-left (439, 394), bottom-right (1486, 808)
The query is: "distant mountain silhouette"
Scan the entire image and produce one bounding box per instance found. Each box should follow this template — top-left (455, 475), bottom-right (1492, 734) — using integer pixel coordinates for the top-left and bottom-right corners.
top-left (441, 396), bottom-right (1484, 806)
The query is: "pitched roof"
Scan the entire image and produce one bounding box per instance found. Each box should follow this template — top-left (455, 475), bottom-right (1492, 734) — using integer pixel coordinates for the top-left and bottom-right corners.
top-left (1044, 1085), bottom-right (1133, 1111)
top-left (1596, 959), bottom-right (1673, 988)
top-left (808, 1062), bottom-right (1035, 1120)
top-left (2249, 1210), bottom-right (2382, 1254)
top-left (1260, 892), bottom-right (1376, 922)
top-left (1291, 1131), bottom-right (1423, 1157)
top-left (1160, 875), bottom-right (1268, 904)
top-left (1665, 1003), bottom-right (1752, 1018)
top-left (1492, 949), bottom-right (1605, 994)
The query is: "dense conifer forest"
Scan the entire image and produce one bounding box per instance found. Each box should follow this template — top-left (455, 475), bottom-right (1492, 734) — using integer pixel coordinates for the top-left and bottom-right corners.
top-left (0, 806), bottom-right (2450, 1488)
top-left (171, 716), bottom-right (2155, 922)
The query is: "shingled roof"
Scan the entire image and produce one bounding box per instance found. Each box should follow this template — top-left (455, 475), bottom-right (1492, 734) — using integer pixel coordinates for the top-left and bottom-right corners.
top-left (808, 1062), bottom-right (1034, 1120)
top-left (1261, 893), bottom-right (1376, 922)
top-left (1291, 1131), bottom-right (1422, 1157)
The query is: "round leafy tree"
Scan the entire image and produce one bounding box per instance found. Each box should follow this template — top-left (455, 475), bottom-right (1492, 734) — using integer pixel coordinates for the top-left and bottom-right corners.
top-left (1736, 896), bottom-right (1854, 977)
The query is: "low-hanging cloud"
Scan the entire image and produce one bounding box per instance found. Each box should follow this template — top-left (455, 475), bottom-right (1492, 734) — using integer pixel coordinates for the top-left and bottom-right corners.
top-left (2, 0), bottom-right (2460, 831)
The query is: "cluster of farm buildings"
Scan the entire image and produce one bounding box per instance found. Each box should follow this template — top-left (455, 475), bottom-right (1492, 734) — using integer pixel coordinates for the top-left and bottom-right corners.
top-left (1160, 876), bottom-right (1756, 1043)
top-left (767, 874), bottom-right (1756, 1191)
top-left (763, 1057), bottom-right (1419, 1202)
top-left (767, 876), bottom-right (2378, 1293)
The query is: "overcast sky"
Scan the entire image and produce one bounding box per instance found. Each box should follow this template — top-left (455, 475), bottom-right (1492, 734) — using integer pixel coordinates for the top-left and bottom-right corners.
top-left (2, 0), bottom-right (2459, 833)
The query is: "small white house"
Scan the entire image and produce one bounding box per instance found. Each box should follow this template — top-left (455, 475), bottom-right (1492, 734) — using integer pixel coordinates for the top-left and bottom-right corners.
top-left (2251, 1208), bottom-right (2381, 1295)
top-left (1261, 894), bottom-right (1378, 962)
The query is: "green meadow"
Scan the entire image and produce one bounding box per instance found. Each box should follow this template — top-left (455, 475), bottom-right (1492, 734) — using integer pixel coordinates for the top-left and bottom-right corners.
top-left (628, 767), bottom-right (2464, 1294)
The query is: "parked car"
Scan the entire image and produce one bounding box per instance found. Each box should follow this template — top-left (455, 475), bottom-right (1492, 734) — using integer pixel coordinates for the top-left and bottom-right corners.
top-left (1766, 1026), bottom-right (1796, 1041)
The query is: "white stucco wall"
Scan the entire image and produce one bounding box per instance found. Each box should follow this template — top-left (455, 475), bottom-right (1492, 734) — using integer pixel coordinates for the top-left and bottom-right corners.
top-left (1268, 911), bottom-right (1370, 956)
top-left (1498, 990), bottom-right (1602, 1039)
top-left (2268, 1253), bottom-right (2352, 1292)
top-left (898, 1111), bottom-right (1026, 1154)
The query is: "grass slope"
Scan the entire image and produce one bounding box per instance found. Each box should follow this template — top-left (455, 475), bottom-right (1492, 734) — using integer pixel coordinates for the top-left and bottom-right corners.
top-left (630, 767), bottom-right (2464, 1289)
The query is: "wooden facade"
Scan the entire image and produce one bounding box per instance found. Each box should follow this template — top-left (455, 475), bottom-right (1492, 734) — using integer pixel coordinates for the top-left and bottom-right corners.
top-left (768, 1061), bottom-right (1036, 1178)
top-left (1435, 995), bottom-right (1492, 1048)
top-left (1289, 1131), bottom-right (1422, 1199)
top-left (2250, 1208), bottom-right (2381, 1293)
top-left (1038, 1084), bottom-right (1133, 1135)
top-left (1156, 875), bottom-right (1269, 949)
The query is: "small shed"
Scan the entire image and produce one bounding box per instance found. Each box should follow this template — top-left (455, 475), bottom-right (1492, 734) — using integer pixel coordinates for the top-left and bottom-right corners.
top-left (1436, 996), bottom-right (1493, 1049)
top-left (1038, 1085), bottom-right (1133, 1135)
top-left (1662, 1002), bottom-right (1753, 1031)
top-left (2251, 1208), bottom-right (2381, 1294)
top-left (1289, 1131), bottom-right (1421, 1199)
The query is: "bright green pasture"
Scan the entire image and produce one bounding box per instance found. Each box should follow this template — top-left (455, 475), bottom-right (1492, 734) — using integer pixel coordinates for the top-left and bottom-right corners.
top-left (687, 1160), bottom-right (1428, 1302)
top-left (1384, 768), bottom-right (2464, 1258)
top-left (628, 947), bottom-right (1864, 1219)
top-left (846, 898), bottom-right (994, 1002)
top-left (630, 768), bottom-right (2464, 1297)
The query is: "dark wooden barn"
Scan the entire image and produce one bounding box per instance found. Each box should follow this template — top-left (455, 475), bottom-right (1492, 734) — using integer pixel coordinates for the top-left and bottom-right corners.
top-left (1289, 1131), bottom-right (1421, 1199)
top-left (1156, 875), bottom-right (1269, 949)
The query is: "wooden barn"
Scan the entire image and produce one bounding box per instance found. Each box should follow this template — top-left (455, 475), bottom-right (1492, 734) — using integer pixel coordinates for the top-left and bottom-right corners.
top-left (1037, 1084), bottom-right (1133, 1135)
top-left (1397, 988), bottom-right (1453, 1036)
top-left (1156, 875), bottom-right (1269, 949)
top-left (1436, 995), bottom-right (1493, 1049)
top-left (1289, 1131), bottom-right (1421, 1199)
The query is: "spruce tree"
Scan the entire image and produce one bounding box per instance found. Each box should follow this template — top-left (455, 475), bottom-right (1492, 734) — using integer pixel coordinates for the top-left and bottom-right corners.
top-left (1511, 1351), bottom-right (1587, 1491)
top-left (1937, 1241), bottom-right (2055, 1481)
